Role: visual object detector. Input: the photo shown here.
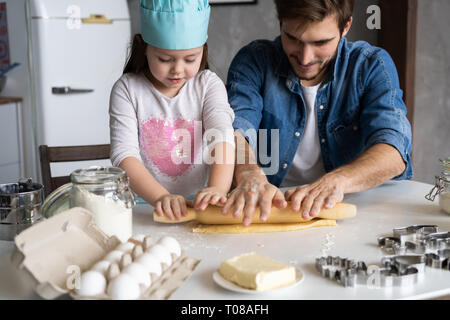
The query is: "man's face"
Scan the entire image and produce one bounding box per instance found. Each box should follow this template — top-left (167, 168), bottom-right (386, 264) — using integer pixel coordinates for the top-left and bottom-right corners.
top-left (281, 14), bottom-right (352, 86)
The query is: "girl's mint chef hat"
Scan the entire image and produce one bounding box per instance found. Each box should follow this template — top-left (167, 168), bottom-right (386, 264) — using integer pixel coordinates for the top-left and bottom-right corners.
top-left (140, 0), bottom-right (210, 50)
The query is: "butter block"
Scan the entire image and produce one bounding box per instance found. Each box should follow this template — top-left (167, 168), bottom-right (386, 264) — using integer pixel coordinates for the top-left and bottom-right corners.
top-left (219, 252), bottom-right (296, 291)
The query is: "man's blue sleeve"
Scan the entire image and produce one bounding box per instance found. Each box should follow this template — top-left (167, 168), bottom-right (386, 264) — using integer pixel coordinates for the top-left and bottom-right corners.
top-left (360, 48), bottom-right (413, 180)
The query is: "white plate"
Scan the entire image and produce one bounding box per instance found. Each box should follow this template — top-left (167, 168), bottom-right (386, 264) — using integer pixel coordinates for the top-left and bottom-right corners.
top-left (212, 268), bottom-right (304, 294)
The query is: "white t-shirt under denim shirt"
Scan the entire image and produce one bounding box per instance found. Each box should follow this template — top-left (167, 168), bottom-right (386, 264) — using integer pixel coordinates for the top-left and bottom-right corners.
top-left (109, 70), bottom-right (235, 197)
top-left (281, 82), bottom-right (326, 188)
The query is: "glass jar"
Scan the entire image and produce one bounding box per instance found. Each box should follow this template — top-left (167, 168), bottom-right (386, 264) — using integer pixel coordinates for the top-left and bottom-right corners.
top-left (41, 167), bottom-right (135, 242)
top-left (426, 158), bottom-right (450, 214)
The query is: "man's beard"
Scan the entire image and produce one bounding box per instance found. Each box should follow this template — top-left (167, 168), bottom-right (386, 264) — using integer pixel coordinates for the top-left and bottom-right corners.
top-left (297, 60), bottom-right (329, 81)
top-left (294, 54), bottom-right (335, 82)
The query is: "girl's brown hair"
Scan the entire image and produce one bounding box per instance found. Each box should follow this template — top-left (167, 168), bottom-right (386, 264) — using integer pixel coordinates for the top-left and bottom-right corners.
top-left (123, 34), bottom-right (209, 75)
top-left (274, 0), bottom-right (354, 34)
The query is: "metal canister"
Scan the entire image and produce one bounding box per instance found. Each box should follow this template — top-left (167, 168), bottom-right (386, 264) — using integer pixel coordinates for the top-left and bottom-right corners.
top-left (0, 178), bottom-right (44, 241)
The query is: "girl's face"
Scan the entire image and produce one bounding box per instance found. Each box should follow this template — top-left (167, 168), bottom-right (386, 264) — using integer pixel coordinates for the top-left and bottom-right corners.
top-left (145, 44), bottom-right (204, 97)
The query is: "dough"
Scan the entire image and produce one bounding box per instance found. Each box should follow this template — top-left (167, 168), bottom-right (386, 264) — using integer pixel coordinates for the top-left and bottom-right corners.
top-left (153, 203), bottom-right (356, 224)
top-left (192, 219), bottom-right (337, 234)
top-left (219, 252), bottom-right (296, 291)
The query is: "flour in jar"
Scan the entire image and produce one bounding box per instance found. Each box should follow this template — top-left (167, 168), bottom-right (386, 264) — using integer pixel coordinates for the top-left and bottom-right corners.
top-left (71, 187), bottom-right (132, 242)
top-left (439, 192), bottom-right (450, 214)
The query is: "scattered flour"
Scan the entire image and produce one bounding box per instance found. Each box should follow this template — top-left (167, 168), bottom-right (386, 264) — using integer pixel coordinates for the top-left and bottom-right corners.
top-left (148, 224), bottom-right (225, 255)
top-left (321, 233), bottom-right (336, 257)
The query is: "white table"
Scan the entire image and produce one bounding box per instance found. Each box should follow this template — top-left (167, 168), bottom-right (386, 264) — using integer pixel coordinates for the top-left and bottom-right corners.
top-left (1, 180), bottom-right (449, 300)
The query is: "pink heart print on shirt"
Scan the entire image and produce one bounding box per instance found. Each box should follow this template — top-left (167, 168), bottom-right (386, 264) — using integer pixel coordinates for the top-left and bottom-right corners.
top-left (140, 118), bottom-right (200, 179)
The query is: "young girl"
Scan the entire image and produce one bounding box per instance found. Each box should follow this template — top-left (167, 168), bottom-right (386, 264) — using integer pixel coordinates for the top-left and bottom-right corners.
top-left (109, 0), bottom-right (235, 221)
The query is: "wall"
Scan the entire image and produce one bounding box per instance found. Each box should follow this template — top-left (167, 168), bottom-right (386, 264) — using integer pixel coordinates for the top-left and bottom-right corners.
top-left (413, 0), bottom-right (450, 184)
top-left (127, 0), bottom-right (380, 81)
top-left (11, 0), bottom-right (445, 187)
top-left (1, 0), bottom-right (381, 182)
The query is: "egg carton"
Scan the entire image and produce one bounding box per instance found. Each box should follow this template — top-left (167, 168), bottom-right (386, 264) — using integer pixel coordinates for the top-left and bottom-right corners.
top-left (70, 236), bottom-right (200, 300)
top-left (12, 207), bottom-right (200, 300)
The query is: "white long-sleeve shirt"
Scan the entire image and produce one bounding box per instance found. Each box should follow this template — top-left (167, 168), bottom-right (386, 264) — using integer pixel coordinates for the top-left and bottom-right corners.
top-left (109, 70), bottom-right (235, 197)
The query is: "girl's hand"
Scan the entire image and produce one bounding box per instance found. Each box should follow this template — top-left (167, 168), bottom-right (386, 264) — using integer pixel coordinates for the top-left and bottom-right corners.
top-left (154, 194), bottom-right (192, 221)
top-left (194, 187), bottom-right (228, 211)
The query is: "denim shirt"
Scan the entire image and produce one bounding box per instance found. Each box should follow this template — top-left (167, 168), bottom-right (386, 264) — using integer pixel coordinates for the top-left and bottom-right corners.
top-left (227, 36), bottom-right (413, 187)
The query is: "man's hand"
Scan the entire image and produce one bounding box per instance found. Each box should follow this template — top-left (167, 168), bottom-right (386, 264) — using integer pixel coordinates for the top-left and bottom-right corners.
top-left (154, 194), bottom-right (192, 221)
top-left (222, 170), bottom-right (287, 226)
top-left (194, 187), bottom-right (228, 211)
top-left (284, 172), bottom-right (348, 220)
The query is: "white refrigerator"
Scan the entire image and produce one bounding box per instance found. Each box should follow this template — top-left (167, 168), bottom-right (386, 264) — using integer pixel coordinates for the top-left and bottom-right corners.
top-left (27, 0), bottom-right (131, 177)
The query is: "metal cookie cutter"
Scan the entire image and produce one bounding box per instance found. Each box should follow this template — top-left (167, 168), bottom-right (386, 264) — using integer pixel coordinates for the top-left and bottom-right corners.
top-left (315, 256), bottom-right (420, 288)
top-left (393, 225), bottom-right (439, 243)
top-left (425, 249), bottom-right (450, 270)
top-left (378, 237), bottom-right (402, 254)
top-left (381, 255), bottom-right (426, 274)
top-left (378, 225), bottom-right (440, 255)
top-left (378, 226), bottom-right (450, 270)
top-left (424, 232), bottom-right (450, 251)
top-left (377, 237), bottom-right (426, 255)
top-left (315, 256), bottom-right (367, 287)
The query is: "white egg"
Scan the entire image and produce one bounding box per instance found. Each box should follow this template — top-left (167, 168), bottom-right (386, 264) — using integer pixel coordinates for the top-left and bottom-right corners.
top-left (75, 271), bottom-right (106, 297)
top-left (148, 244), bottom-right (172, 266)
top-left (116, 242), bottom-right (135, 253)
top-left (107, 273), bottom-right (141, 300)
top-left (104, 250), bottom-right (125, 263)
top-left (122, 263), bottom-right (151, 287)
top-left (130, 234), bottom-right (146, 243)
top-left (136, 253), bottom-right (162, 276)
top-left (90, 260), bottom-right (111, 275)
top-left (158, 236), bottom-right (181, 257)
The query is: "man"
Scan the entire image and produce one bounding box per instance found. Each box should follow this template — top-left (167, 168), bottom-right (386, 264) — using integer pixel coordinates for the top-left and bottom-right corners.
top-left (222, 0), bottom-right (413, 226)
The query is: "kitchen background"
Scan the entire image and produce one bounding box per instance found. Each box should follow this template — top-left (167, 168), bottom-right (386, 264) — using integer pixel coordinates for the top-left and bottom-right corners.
top-left (0, 0), bottom-right (449, 186)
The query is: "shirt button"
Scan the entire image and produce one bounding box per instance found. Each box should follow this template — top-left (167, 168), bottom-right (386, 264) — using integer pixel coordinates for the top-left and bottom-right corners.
top-left (319, 105), bottom-right (325, 110)
top-left (295, 132), bottom-right (300, 137)
top-left (353, 126), bottom-right (359, 131)
top-left (321, 139), bottom-right (326, 144)
top-left (283, 164), bottom-right (288, 169)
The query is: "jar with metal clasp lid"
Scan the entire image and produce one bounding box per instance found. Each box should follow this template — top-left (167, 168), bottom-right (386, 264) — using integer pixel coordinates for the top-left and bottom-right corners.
top-left (425, 158), bottom-right (450, 214)
top-left (40, 167), bottom-right (136, 242)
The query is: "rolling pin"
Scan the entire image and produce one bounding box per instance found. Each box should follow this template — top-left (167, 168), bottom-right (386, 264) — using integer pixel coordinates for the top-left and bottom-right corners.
top-left (153, 202), bottom-right (356, 225)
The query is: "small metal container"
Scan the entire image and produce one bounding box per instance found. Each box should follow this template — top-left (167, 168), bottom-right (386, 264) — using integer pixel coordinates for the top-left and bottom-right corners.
top-left (0, 179), bottom-right (44, 241)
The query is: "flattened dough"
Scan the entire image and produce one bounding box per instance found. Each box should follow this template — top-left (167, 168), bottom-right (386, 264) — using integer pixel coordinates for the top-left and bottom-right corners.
top-left (191, 219), bottom-right (337, 234)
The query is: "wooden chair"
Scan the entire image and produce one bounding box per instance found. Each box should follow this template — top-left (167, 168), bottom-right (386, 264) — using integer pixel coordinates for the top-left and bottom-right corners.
top-left (39, 144), bottom-right (111, 197)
